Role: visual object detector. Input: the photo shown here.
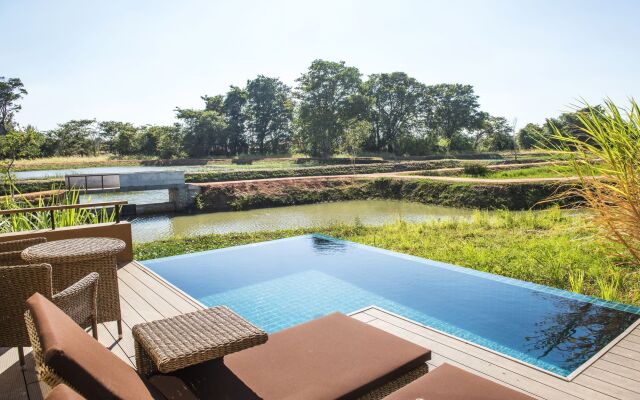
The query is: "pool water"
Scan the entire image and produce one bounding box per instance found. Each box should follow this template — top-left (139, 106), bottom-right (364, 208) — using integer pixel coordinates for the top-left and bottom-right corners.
top-left (142, 234), bottom-right (640, 377)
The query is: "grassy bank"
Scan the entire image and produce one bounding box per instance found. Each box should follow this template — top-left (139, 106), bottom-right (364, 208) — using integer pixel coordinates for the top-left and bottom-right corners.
top-left (198, 177), bottom-right (569, 211)
top-left (461, 164), bottom-right (593, 179)
top-left (134, 209), bottom-right (639, 306)
top-left (185, 160), bottom-right (464, 183)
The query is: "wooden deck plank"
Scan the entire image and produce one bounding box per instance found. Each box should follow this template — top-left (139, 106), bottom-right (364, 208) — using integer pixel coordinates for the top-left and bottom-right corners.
top-left (590, 360), bottom-right (640, 383)
top-left (0, 348), bottom-right (29, 400)
top-left (121, 261), bottom-right (202, 313)
top-left (118, 268), bottom-right (183, 318)
top-left (582, 368), bottom-right (640, 396)
top-left (601, 353), bottom-right (640, 372)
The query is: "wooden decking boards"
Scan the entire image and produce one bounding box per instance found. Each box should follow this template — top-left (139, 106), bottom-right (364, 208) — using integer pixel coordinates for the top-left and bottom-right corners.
top-left (2, 261), bottom-right (640, 399)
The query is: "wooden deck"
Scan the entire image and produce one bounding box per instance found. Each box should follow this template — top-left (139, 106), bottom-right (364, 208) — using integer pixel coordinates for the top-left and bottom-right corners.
top-left (2, 261), bottom-right (640, 399)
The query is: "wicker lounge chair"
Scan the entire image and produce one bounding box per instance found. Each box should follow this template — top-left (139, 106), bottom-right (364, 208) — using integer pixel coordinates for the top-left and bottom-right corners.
top-left (382, 363), bottom-right (535, 400)
top-left (0, 237), bottom-right (47, 266)
top-left (0, 265), bottom-right (98, 366)
top-left (25, 293), bottom-right (431, 399)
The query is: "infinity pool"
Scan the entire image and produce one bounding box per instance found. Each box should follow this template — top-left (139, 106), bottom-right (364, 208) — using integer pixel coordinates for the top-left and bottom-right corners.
top-left (142, 234), bottom-right (640, 377)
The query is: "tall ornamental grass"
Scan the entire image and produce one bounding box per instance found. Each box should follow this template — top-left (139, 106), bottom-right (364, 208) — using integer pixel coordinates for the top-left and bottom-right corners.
top-left (0, 188), bottom-right (115, 233)
top-left (545, 99), bottom-right (640, 267)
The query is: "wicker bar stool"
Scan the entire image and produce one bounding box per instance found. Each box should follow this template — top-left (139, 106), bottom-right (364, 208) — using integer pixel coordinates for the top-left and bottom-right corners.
top-left (22, 237), bottom-right (126, 337)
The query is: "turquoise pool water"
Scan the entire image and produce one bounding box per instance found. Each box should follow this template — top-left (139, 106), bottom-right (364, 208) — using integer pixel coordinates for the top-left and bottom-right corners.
top-left (142, 234), bottom-right (640, 377)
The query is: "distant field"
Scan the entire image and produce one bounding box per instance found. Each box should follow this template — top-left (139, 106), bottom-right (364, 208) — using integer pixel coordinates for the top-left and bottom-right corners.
top-left (9, 151), bottom-right (564, 172)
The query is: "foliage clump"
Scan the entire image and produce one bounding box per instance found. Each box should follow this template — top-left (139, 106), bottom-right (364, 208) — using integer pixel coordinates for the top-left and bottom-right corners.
top-left (544, 99), bottom-right (640, 267)
top-left (462, 163), bottom-right (488, 176)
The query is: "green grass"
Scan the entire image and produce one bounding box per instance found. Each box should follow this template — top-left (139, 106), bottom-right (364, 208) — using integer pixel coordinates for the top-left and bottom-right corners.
top-left (134, 208), bottom-right (639, 306)
top-left (461, 165), bottom-right (592, 179)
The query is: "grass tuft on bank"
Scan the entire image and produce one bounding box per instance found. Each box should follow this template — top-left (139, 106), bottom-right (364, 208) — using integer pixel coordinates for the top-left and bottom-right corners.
top-left (134, 208), bottom-right (639, 306)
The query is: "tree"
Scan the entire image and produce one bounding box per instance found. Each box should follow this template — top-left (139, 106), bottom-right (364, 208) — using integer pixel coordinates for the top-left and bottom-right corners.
top-left (342, 120), bottom-right (371, 160)
top-left (175, 108), bottom-right (228, 157)
top-left (477, 116), bottom-right (514, 151)
top-left (223, 86), bottom-right (248, 155)
top-left (517, 123), bottom-right (544, 149)
top-left (45, 120), bottom-right (99, 156)
top-left (202, 95), bottom-right (225, 113)
top-left (294, 60), bottom-right (367, 157)
top-left (150, 124), bottom-right (184, 159)
top-left (99, 121), bottom-right (139, 156)
top-left (364, 72), bottom-right (425, 153)
top-left (0, 77), bottom-right (28, 136)
top-left (136, 125), bottom-right (161, 156)
top-left (245, 76), bottom-right (293, 154)
top-left (423, 84), bottom-right (481, 151)
top-left (1, 127), bottom-right (45, 195)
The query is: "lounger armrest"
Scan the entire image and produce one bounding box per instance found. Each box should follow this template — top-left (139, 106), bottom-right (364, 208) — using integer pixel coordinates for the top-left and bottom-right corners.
top-left (53, 272), bottom-right (99, 334)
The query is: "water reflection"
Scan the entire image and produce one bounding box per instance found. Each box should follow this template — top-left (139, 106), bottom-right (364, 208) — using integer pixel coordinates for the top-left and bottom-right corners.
top-left (525, 294), bottom-right (638, 372)
top-left (130, 200), bottom-right (477, 243)
top-left (311, 235), bottom-right (348, 254)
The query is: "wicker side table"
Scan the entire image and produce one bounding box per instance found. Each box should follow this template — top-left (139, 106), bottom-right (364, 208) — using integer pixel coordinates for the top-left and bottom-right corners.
top-left (22, 237), bottom-right (126, 336)
top-left (132, 306), bottom-right (268, 376)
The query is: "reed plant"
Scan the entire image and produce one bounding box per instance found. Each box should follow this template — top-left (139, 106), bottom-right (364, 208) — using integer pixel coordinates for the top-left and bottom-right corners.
top-left (544, 99), bottom-right (640, 267)
top-left (0, 187), bottom-right (115, 234)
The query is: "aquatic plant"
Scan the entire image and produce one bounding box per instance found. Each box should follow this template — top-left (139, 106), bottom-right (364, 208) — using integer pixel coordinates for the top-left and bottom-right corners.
top-left (0, 187), bottom-right (115, 233)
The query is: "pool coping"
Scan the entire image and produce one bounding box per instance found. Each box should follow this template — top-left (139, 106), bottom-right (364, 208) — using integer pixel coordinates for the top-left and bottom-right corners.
top-left (140, 233), bottom-right (640, 381)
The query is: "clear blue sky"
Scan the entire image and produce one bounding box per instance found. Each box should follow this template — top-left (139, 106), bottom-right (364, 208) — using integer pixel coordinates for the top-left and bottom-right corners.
top-left (3, 0), bottom-right (639, 131)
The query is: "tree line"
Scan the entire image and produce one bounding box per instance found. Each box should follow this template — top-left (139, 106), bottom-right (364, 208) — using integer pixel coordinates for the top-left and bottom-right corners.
top-left (0, 61), bottom-right (591, 160)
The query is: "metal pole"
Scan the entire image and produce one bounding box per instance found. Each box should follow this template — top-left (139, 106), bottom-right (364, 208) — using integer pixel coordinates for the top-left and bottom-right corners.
top-left (50, 209), bottom-right (56, 230)
top-left (115, 205), bottom-right (120, 223)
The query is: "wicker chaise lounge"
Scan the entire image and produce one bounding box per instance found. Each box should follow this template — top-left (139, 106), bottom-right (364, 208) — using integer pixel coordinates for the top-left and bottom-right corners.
top-left (25, 293), bottom-right (431, 399)
top-left (0, 265), bottom-right (98, 366)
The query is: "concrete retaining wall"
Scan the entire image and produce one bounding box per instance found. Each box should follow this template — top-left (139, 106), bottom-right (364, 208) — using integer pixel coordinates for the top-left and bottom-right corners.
top-left (119, 171), bottom-right (185, 190)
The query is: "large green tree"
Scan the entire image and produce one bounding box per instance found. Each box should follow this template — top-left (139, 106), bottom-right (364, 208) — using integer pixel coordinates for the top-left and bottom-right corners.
top-left (223, 86), bottom-right (249, 155)
top-left (0, 77), bottom-right (27, 136)
top-left (245, 76), bottom-right (293, 154)
top-left (175, 107), bottom-right (228, 157)
top-left (364, 72), bottom-right (425, 153)
top-left (423, 84), bottom-right (482, 151)
top-left (146, 124), bottom-right (184, 159)
top-left (517, 123), bottom-right (544, 149)
top-left (44, 120), bottom-right (100, 156)
top-left (99, 121), bottom-right (139, 156)
top-left (0, 126), bottom-right (44, 194)
top-left (477, 116), bottom-right (514, 151)
top-left (294, 60), bottom-right (367, 157)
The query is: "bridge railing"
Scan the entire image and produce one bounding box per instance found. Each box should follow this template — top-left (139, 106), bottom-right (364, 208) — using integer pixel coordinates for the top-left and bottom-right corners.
top-left (65, 174), bottom-right (120, 191)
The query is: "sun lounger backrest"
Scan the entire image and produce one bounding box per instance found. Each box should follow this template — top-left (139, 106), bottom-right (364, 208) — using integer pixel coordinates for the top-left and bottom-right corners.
top-left (26, 293), bottom-right (154, 399)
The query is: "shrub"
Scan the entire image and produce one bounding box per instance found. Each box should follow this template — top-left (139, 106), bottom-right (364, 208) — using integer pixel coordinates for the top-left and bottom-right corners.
top-left (462, 163), bottom-right (488, 176)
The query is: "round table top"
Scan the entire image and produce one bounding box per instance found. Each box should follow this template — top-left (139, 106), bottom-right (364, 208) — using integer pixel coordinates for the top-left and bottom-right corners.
top-left (21, 237), bottom-right (126, 263)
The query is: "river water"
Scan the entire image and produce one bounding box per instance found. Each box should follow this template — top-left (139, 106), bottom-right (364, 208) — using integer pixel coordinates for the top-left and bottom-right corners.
top-left (129, 200), bottom-right (476, 243)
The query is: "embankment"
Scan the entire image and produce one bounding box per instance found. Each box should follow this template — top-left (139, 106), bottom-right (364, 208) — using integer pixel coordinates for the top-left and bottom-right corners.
top-left (196, 177), bottom-right (570, 211)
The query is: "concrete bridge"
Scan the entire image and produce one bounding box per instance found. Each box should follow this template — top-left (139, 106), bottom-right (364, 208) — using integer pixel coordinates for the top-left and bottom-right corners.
top-left (65, 171), bottom-right (200, 212)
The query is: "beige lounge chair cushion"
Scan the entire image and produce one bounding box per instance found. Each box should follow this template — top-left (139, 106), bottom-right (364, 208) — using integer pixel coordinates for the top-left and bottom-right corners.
top-left (150, 312), bottom-right (431, 399)
top-left (382, 363), bottom-right (535, 400)
top-left (26, 293), bottom-right (156, 400)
